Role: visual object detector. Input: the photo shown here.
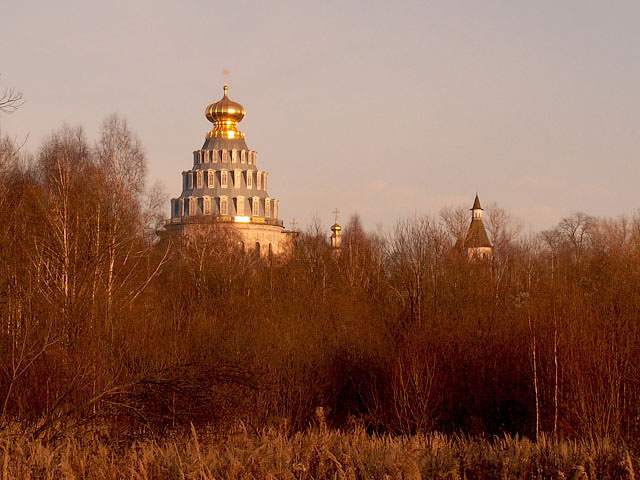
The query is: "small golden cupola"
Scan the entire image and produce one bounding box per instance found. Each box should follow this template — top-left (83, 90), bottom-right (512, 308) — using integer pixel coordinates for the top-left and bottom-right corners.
top-left (205, 84), bottom-right (246, 140)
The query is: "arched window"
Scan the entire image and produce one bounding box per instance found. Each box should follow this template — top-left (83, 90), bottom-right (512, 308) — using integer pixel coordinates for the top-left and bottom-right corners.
top-left (196, 171), bottom-right (203, 188)
top-left (254, 242), bottom-right (260, 258)
top-left (252, 197), bottom-right (260, 216)
top-left (204, 197), bottom-right (211, 215)
top-left (236, 196), bottom-right (245, 216)
top-left (265, 198), bottom-right (271, 218)
top-left (246, 170), bottom-right (253, 189)
top-left (220, 197), bottom-right (228, 216)
top-left (207, 170), bottom-right (214, 188)
top-left (220, 170), bottom-right (228, 188)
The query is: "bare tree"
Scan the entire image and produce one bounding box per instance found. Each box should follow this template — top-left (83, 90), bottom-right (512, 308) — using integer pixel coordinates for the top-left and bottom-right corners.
top-left (387, 215), bottom-right (447, 324)
top-left (94, 114), bottom-right (148, 322)
top-left (557, 212), bottom-right (596, 262)
top-left (484, 202), bottom-right (523, 252)
top-left (95, 114), bottom-right (147, 199)
top-left (439, 205), bottom-right (468, 245)
top-left (143, 180), bottom-right (168, 241)
top-left (33, 126), bottom-right (93, 327)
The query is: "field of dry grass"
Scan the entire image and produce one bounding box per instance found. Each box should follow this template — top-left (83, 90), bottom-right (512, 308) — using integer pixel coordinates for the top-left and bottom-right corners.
top-left (1, 420), bottom-right (636, 480)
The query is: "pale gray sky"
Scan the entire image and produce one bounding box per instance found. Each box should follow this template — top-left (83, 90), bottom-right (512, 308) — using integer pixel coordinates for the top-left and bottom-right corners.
top-left (2, 0), bottom-right (639, 231)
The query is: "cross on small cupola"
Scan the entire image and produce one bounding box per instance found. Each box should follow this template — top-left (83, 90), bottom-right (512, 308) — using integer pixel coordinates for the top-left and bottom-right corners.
top-left (330, 208), bottom-right (342, 249)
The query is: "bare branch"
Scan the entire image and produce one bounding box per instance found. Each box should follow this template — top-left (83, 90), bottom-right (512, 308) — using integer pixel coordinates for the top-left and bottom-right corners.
top-left (0, 86), bottom-right (24, 114)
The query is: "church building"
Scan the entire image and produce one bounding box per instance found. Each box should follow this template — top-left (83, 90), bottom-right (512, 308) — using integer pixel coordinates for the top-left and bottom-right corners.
top-left (166, 85), bottom-right (293, 256)
top-left (461, 194), bottom-right (493, 260)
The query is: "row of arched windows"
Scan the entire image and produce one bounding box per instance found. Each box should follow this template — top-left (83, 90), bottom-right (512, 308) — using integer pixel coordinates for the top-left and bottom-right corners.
top-left (192, 149), bottom-right (257, 166)
top-left (171, 196), bottom-right (279, 219)
top-left (182, 169), bottom-right (268, 191)
top-left (239, 241), bottom-right (273, 258)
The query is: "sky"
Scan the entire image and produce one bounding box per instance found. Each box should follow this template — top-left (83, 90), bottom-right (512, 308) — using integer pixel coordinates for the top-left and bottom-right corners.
top-left (2, 0), bottom-right (639, 233)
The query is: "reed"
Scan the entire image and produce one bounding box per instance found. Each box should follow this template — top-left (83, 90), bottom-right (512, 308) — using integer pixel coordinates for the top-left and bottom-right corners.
top-left (0, 423), bottom-right (636, 479)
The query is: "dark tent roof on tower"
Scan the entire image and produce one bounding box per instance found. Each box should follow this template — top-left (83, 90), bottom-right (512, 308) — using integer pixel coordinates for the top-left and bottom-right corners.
top-left (465, 219), bottom-right (492, 248)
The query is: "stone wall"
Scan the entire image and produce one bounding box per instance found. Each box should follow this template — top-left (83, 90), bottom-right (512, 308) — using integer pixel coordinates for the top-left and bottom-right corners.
top-left (166, 221), bottom-right (294, 257)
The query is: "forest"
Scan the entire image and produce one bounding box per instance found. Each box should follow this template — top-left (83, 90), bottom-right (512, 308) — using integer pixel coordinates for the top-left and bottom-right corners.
top-left (0, 117), bottom-right (639, 477)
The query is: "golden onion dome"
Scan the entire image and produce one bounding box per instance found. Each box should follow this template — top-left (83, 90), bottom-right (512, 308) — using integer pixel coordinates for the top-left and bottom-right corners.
top-left (205, 85), bottom-right (246, 140)
top-left (331, 222), bottom-right (342, 233)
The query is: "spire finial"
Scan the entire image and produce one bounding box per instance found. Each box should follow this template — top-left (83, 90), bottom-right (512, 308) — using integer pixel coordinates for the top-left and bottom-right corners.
top-left (472, 193), bottom-right (482, 211)
top-left (223, 69), bottom-right (229, 96)
top-left (332, 208), bottom-right (340, 223)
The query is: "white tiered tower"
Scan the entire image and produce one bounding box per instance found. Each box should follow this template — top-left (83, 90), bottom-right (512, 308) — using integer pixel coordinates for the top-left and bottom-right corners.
top-left (167, 84), bottom-right (292, 256)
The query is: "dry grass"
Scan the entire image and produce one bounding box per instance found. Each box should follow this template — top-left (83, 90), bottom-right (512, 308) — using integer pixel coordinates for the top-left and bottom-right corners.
top-left (0, 422), bottom-right (636, 480)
